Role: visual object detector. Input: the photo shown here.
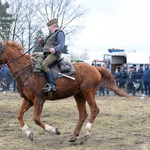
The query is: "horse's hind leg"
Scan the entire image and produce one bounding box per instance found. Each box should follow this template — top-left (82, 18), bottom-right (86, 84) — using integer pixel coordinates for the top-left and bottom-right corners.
top-left (83, 92), bottom-right (100, 135)
top-left (17, 99), bottom-right (34, 140)
top-left (70, 93), bottom-right (88, 142)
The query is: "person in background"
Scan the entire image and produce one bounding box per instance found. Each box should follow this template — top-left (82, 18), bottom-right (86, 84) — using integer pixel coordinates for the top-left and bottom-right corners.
top-left (0, 64), bottom-right (10, 91)
top-left (8, 71), bottom-right (17, 92)
top-left (122, 63), bottom-right (128, 72)
top-left (136, 64), bottom-right (144, 94)
top-left (12, 78), bottom-right (17, 92)
top-left (121, 63), bottom-right (128, 89)
top-left (0, 64), bottom-right (17, 92)
top-left (127, 66), bottom-right (134, 95)
top-left (142, 64), bottom-right (150, 95)
top-left (128, 65), bottom-right (140, 96)
top-left (117, 66), bottom-right (124, 88)
top-left (100, 63), bottom-right (110, 96)
top-left (133, 64), bottom-right (137, 72)
top-left (32, 37), bottom-right (44, 55)
top-left (113, 66), bottom-right (121, 87)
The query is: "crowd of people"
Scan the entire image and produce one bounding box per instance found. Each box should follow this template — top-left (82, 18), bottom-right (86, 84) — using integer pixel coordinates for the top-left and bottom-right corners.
top-left (97, 63), bottom-right (150, 96)
top-left (0, 64), bottom-right (16, 92)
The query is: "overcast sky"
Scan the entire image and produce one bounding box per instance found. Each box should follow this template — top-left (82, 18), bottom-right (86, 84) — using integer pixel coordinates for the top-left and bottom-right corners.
top-left (69, 0), bottom-right (150, 60)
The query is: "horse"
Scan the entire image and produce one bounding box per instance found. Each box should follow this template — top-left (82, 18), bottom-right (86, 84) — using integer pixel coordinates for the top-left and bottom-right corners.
top-left (0, 41), bottom-right (130, 142)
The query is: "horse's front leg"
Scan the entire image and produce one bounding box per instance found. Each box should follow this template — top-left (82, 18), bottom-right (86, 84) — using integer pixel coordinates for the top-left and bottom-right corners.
top-left (33, 98), bottom-right (60, 136)
top-left (18, 99), bottom-right (34, 140)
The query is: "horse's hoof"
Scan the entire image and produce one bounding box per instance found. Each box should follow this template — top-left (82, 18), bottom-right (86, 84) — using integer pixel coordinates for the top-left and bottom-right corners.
top-left (69, 137), bottom-right (77, 142)
top-left (29, 132), bottom-right (34, 141)
top-left (84, 134), bottom-right (90, 140)
top-left (56, 128), bottom-right (60, 135)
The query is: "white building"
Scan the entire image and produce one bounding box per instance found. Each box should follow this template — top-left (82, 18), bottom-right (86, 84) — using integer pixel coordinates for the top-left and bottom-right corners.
top-left (126, 52), bottom-right (150, 64)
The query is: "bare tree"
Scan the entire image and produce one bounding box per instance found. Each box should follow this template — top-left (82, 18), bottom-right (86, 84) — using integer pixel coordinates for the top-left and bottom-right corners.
top-left (35, 0), bottom-right (87, 41)
top-left (5, 0), bottom-right (87, 52)
top-left (6, 0), bottom-right (42, 50)
top-left (70, 49), bottom-right (89, 60)
top-left (9, 0), bottom-right (25, 43)
top-left (0, 1), bottom-right (14, 41)
top-left (80, 49), bottom-right (90, 60)
top-left (22, 0), bottom-right (41, 52)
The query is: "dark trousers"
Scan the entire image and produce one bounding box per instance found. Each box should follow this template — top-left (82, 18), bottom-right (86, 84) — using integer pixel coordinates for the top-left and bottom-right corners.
top-left (127, 81), bottom-right (136, 95)
top-left (144, 81), bottom-right (150, 95)
top-left (100, 85), bottom-right (109, 96)
top-left (136, 80), bottom-right (144, 93)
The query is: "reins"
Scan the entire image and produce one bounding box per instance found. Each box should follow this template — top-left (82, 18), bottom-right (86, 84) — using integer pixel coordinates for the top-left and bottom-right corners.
top-left (4, 64), bottom-right (32, 86)
top-left (15, 65), bottom-right (33, 92)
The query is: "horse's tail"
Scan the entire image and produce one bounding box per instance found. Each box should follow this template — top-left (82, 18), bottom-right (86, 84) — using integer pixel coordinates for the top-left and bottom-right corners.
top-left (96, 67), bottom-right (130, 98)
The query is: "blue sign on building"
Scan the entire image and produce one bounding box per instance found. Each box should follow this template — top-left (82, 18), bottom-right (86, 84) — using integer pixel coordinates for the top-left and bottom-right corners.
top-left (108, 48), bottom-right (125, 53)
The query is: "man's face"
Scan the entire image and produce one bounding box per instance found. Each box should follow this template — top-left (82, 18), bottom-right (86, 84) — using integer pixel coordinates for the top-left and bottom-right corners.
top-left (49, 24), bottom-right (54, 33)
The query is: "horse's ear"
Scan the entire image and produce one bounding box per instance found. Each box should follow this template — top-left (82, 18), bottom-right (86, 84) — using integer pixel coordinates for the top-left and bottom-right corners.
top-left (0, 40), bottom-right (5, 44)
top-left (2, 39), bottom-right (7, 44)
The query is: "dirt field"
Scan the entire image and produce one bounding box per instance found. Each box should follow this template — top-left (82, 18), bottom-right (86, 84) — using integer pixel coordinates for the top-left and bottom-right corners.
top-left (0, 93), bottom-right (150, 150)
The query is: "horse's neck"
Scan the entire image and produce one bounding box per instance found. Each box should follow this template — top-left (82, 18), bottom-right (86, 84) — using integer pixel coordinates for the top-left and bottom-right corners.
top-left (7, 54), bottom-right (31, 79)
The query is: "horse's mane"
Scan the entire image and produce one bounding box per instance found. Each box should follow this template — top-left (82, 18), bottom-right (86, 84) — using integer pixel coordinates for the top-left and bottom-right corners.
top-left (6, 41), bottom-right (32, 60)
top-left (6, 41), bottom-right (25, 55)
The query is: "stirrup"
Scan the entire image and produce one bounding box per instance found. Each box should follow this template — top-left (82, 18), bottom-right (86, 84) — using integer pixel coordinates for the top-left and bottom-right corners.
top-left (43, 83), bottom-right (56, 92)
top-left (43, 83), bottom-right (51, 92)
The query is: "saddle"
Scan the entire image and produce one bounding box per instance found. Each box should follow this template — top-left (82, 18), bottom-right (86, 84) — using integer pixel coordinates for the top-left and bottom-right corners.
top-left (33, 58), bottom-right (76, 79)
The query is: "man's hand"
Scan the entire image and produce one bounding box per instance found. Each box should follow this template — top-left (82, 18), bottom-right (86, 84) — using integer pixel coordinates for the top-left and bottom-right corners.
top-left (38, 37), bottom-right (44, 43)
top-left (49, 48), bottom-right (55, 54)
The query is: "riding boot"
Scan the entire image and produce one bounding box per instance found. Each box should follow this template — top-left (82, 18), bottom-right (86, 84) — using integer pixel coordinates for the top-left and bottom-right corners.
top-left (43, 71), bottom-right (56, 92)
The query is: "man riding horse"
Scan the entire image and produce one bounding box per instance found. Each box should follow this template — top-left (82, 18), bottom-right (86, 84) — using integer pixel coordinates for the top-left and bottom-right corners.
top-left (34, 18), bottom-right (65, 92)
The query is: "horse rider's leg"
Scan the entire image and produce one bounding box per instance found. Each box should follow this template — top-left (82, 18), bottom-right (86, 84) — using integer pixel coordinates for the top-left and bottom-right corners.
top-left (33, 55), bottom-right (44, 72)
top-left (33, 98), bottom-right (60, 135)
top-left (69, 93), bottom-right (88, 142)
top-left (17, 99), bottom-right (33, 140)
top-left (84, 92), bottom-right (100, 135)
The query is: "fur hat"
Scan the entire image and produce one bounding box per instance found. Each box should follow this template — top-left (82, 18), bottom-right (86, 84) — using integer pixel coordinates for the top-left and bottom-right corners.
top-left (47, 18), bottom-right (58, 26)
top-left (133, 64), bottom-right (136, 67)
top-left (140, 64), bottom-right (143, 67)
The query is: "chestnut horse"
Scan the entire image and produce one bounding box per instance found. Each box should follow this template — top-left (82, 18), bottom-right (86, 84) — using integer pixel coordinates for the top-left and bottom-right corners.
top-left (0, 41), bottom-right (129, 142)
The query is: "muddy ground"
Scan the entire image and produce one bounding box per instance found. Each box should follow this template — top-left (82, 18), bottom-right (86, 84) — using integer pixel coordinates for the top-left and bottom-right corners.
top-left (0, 93), bottom-right (150, 150)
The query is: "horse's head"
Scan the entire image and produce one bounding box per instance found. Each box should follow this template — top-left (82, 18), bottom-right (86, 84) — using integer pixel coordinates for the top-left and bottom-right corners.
top-left (0, 40), bottom-right (6, 65)
top-left (0, 41), bottom-right (25, 65)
